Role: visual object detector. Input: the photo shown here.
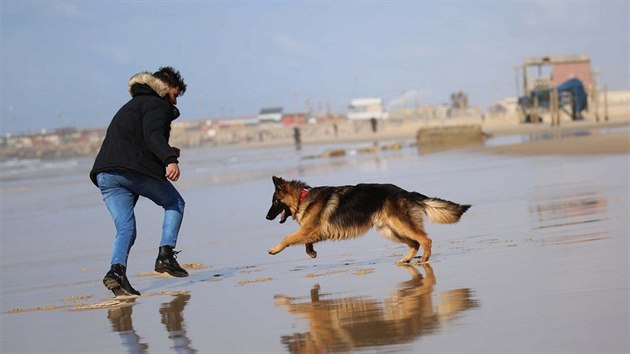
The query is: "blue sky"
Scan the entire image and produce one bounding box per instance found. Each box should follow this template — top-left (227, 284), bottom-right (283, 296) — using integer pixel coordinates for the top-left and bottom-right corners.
top-left (1, 1), bottom-right (628, 134)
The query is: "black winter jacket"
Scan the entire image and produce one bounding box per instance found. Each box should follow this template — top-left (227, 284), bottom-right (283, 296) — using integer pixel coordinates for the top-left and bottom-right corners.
top-left (90, 72), bottom-right (180, 186)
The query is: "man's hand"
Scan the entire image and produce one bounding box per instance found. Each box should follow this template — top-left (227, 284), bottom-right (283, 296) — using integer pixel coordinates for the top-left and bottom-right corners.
top-left (166, 163), bottom-right (180, 181)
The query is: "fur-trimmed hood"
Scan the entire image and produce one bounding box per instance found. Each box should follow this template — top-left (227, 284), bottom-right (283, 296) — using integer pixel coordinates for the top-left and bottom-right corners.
top-left (127, 72), bottom-right (169, 98)
top-left (91, 72), bottom-right (179, 186)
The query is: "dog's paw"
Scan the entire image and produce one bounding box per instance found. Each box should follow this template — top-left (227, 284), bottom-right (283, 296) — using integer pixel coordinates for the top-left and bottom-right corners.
top-left (307, 250), bottom-right (317, 258)
top-left (268, 247), bottom-right (282, 255)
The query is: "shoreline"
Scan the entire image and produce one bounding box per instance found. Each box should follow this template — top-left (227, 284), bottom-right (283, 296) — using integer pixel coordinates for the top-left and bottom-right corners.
top-left (206, 117), bottom-right (630, 156)
top-left (3, 114), bottom-right (628, 161)
top-left (480, 130), bottom-right (629, 155)
top-left (247, 121), bottom-right (630, 156)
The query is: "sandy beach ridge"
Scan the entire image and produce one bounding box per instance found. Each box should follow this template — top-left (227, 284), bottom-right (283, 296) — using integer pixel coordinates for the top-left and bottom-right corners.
top-left (216, 111), bottom-right (630, 156)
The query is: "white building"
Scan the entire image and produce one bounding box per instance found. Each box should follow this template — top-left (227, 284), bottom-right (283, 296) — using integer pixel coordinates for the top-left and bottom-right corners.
top-left (347, 97), bottom-right (389, 120)
top-left (258, 107), bottom-right (283, 124)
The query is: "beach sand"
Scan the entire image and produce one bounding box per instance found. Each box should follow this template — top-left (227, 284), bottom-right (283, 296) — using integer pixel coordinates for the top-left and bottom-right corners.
top-left (483, 130), bottom-right (629, 155)
top-left (1, 120), bottom-right (628, 353)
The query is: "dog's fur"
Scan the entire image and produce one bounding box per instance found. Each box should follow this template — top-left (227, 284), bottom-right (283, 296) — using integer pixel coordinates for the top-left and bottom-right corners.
top-left (266, 176), bottom-right (470, 263)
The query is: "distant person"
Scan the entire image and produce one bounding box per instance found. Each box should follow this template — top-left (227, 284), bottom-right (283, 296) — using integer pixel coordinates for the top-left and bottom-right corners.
top-left (370, 117), bottom-right (378, 133)
top-left (90, 66), bottom-right (189, 297)
top-left (333, 123), bottom-right (338, 137)
top-left (293, 126), bottom-right (302, 150)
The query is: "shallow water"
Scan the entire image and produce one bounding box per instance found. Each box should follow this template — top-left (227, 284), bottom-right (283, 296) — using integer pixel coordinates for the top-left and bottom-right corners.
top-left (1, 141), bottom-right (628, 353)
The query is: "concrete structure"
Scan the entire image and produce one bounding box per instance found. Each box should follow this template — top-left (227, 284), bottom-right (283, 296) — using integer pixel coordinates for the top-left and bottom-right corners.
top-left (520, 54), bottom-right (592, 95)
top-left (517, 54), bottom-right (594, 124)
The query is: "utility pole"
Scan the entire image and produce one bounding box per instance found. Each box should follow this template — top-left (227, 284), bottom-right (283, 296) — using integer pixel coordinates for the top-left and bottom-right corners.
top-left (592, 70), bottom-right (600, 122)
top-left (604, 84), bottom-right (609, 122)
top-left (7, 106), bottom-right (14, 135)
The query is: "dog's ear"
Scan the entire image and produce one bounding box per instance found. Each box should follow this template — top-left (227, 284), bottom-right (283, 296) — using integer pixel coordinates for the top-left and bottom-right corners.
top-left (272, 176), bottom-right (284, 188)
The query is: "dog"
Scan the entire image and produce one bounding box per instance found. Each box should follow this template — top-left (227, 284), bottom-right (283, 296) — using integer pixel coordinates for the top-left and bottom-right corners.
top-left (265, 176), bottom-right (470, 264)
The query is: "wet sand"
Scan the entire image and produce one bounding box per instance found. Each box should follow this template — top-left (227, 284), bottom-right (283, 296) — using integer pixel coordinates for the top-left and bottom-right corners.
top-left (1, 122), bottom-right (628, 353)
top-left (483, 130), bottom-right (629, 155)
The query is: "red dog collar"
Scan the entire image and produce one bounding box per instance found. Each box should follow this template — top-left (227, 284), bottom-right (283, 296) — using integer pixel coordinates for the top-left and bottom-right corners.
top-left (296, 188), bottom-right (309, 210)
top-left (299, 188), bottom-right (309, 203)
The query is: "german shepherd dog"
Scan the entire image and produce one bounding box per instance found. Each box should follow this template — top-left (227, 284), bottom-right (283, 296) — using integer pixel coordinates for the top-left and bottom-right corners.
top-left (266, 176), bottom-right (470, 264)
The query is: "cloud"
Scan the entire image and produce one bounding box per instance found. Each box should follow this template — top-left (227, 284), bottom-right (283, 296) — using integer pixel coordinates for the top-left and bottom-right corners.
top-left (92, 43), bottom-right (132, 64)
top-left (386, 89), bottom-right (426, 109)
top-left (523, 2), bottom-right (602, 29)
top-left (273, 33), bottom-right (319, 57)
top-left (45, 3), bottom-right (84, 19)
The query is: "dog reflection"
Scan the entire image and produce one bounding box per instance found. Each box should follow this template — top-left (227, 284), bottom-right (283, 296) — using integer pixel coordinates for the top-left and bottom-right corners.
top-left (275, 264), bottom-right (478, 353)
top-left (107, 294), bottom-right (197, 354)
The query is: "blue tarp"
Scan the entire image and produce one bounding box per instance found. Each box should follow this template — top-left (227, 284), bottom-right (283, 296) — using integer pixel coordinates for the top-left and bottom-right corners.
top-left (557, 78), bottom-right (588, 118)
top-left (519, 78), bottom-right (587, 121)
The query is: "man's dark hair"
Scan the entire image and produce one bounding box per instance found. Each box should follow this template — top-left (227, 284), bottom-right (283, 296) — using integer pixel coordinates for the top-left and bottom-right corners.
top-left (153, 66), bottom-right (187, 96)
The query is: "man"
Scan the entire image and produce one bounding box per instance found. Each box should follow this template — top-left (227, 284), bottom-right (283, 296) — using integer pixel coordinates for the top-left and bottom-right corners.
top-left (90, 66), bottom-right (189, 297)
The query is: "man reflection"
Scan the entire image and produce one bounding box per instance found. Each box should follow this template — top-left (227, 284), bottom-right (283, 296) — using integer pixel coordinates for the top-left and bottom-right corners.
top-left (275, 264), bottom-right (478, 353)
top-left (107, 300), bottom-right (148, 354)
top-left (107, 294), bottom-right (197, 354)
top-left (160, 294), bottom-right (198, 354)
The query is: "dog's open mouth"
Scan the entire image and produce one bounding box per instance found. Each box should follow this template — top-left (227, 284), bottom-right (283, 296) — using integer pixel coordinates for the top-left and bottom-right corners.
top-left (279, 209), bottom-right (289, 223)
top-left (266, 199), bottom-right (292, 224)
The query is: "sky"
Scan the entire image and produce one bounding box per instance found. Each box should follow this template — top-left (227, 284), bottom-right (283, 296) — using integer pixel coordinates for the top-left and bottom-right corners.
top-left (1, 1), bottom-right (628, 135)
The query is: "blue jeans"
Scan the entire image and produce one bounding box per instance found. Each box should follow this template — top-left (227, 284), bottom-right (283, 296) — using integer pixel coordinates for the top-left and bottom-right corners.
top-left (96, 171), bottom-right (185, 266)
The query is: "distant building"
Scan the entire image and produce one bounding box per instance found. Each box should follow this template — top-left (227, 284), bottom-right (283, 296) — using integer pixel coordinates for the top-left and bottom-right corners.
top-left (258, 107), bottom-right (283, 124)
top-left (282, 113), bottom-right (306, 126)
top-left (521, 54), bottom-right (592, 93)
top-left (434, 104), bottom-right (451, 119)
top-left (347, 97), bottom-right (389, 120)
top-left (216, 116), bottom-right (259, 128)
top-left (489, 97), bottom-right (519, 119)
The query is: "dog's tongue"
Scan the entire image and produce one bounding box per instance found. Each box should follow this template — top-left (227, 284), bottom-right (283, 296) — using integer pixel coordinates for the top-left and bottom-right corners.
top-left (279, 209), bottom-right (288, 223)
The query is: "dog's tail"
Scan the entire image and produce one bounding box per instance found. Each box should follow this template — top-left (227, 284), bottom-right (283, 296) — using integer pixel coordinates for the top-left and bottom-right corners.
top-left (420, 197), bottom-right (471, 224)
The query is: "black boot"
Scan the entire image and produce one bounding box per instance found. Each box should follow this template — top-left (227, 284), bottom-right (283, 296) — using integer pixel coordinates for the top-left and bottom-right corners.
top-left (155, 246), bottom-right (189, 277)
top-left (103, 264), bottom-right (141, 296)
